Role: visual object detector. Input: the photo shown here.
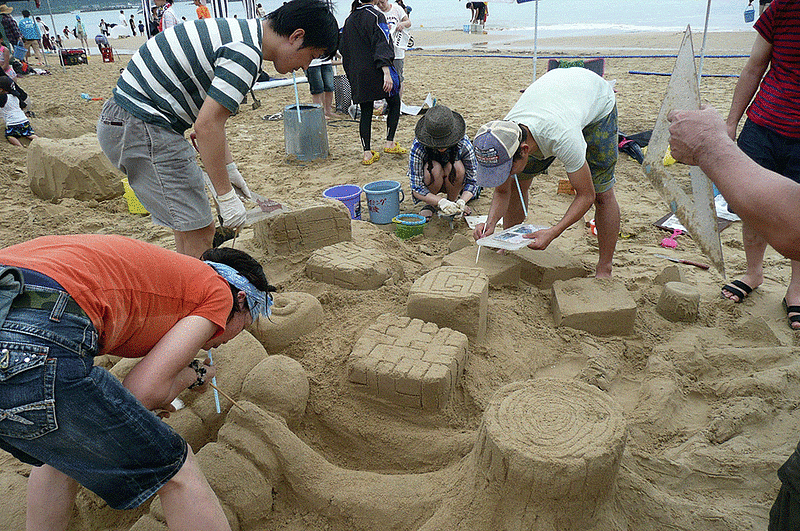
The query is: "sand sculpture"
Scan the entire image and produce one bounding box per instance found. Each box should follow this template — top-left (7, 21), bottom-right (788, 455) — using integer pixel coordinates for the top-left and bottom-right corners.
top-left (248, 291), bottom-right (324, 353)
top-left (26, 134), bottom-right (124, 201)
top-left (348, 313), bottom-right (469, 410)
top-left (656, 281), bottom-right (701, 322)
top-left (129, 374), bottom-right (627, 531)
top-left (253, 204), bottom-right (352, 255)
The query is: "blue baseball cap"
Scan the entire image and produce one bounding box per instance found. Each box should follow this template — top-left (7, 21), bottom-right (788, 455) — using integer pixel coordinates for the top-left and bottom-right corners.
top-left (473, 120), bottom-right (522, 188)
top-left (205, 261), bottom-right (273, 322)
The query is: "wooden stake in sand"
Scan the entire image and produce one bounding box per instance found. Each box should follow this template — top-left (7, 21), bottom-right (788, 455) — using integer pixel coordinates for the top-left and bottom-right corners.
top-left (209, 382), bottom-right (246, 412)
top-left (641, 26), bottom-right (725, 276)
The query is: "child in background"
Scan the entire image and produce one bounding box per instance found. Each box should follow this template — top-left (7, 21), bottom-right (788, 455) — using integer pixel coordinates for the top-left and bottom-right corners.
top-left (0, 42), bottom-right (17, 79)
top-left (408, 105), bottom-right (478, 219)
top-left (194, 0), bottom-right (211, 19)
top-left (0, 76), bottom-right (37, 147)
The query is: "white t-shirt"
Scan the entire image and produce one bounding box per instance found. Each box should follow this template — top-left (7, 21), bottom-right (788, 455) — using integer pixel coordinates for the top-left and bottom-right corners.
top-left (2, 94), bottom-right (28, 127)
top-left (505, 67), bottom-right (615, 174)
top-left (308, 57), bottom-right (332, 68)
top-left (161, 5), bottom-right (179, 30)
top-left (381, 2), bottom-right (408, 59)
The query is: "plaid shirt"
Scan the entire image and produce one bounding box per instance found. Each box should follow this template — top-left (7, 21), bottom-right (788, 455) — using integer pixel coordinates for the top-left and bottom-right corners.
top-left (408, 135), bottom-right (478, 203)
top-left (1, 14), bottom-right (22, 45)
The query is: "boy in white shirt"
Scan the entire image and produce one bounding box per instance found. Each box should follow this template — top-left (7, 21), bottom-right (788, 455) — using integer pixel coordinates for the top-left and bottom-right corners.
top-left (472, 67), bottom-right (620, 278)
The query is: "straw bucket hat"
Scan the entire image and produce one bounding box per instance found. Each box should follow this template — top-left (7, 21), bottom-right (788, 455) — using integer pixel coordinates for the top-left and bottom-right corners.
top-left (0, 4), bottom-right (13, 14)
top-left (415, 105), bottom-right (466, 149)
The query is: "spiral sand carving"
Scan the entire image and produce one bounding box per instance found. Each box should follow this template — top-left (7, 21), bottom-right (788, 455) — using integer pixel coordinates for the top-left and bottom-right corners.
top-left (468, 378), bottom-right (627, 530)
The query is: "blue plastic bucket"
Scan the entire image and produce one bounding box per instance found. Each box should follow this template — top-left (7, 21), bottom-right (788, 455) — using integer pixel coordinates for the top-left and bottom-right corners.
top-left (363, 180), bottom-right (404, 224)
top-left (323, 184), bottom-right (362, 220)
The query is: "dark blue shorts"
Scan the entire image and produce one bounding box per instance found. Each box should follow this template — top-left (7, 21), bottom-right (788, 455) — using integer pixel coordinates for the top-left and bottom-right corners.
top-left (305, 64), bottom-right (334, 95)
top-left (737, 118), bottom-right (800, 184)
top-left (5, 121), bottom-right (34, 138)
top-left (0, 271), bottom-right (187, 510)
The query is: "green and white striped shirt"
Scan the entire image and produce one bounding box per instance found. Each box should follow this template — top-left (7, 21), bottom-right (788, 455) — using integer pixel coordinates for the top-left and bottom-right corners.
top-left (113, 18), bottom-right (263, 135)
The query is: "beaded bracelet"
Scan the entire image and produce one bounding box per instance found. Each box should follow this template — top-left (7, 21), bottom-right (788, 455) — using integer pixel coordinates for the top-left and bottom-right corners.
top-left (187, 359), bottom-right (207, 389)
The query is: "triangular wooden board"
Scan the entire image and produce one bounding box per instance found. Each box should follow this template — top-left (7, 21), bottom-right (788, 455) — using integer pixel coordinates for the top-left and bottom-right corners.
top-left (642, 26), bottom-right (725, 276)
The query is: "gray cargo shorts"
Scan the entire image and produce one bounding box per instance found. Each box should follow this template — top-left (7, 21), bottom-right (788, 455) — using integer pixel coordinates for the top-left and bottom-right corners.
top-left (97, 99), bottom-right (214, 232)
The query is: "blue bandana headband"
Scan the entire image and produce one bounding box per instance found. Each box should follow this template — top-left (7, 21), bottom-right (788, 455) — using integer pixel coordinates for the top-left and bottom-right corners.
top-left (204, 261), bottom-right (273, 322)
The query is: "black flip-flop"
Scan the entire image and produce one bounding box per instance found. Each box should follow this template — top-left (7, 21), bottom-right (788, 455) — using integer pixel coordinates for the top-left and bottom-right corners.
top-left (721, 279), bottom-right (756, 303)
top-left (783, 298), bottom-right (800, 330)
top-left (419, 204), bottom-right (436, 221)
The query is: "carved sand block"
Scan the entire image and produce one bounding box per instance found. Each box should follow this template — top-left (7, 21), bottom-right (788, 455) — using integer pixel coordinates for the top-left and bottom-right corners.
top-left (253, 204), bottom-right (351, 255)
top-left (552, 278), bottom-right (637, 336)
top-left (654, 264), bottom-right (687, 286)
top-left (512, 245), bottom-right (587, 289)
top-left (656, 281), bottom-right (700, 322)
top-left (27, 134), bottom-right (124, 201)
top-left (348, 314), bottom-right (469, 410)
top-left (443, 246), bottom-right (521, 287)
top-left (407, 266), bottom-right (488, 340)
top-left (306, 241), bottom-right (399, 289)
top-left (247, 292), bottom-right (323, 353)
top-left (469, 378), bottom-right (627, 531)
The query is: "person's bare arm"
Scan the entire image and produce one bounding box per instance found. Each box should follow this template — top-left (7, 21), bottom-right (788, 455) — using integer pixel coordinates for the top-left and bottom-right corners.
top-left (122, 316), bottom-right (219, 411)
top-left (526, 162), bottom-right (595, 250)
top-left (397, 14), bottom-right (411, 31)
top-left (726, 34), bottom-right (771, 139)
top-left (474, 177), bottom-right (512, 240)
top-left (194, 96), bottom-right (233, 197)
top-left (668, 106), bottom-right (800, 260)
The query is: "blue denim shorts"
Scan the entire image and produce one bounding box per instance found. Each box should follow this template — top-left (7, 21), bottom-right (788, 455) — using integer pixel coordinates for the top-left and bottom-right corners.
top-left (0, 272), bottom-right (187, 510)
top-left (305, 63), bottom-right (334, 95)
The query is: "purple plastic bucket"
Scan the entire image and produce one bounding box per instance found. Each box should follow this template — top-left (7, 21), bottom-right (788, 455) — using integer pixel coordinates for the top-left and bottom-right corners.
top-left (323, 184), bottom-right (362, 220)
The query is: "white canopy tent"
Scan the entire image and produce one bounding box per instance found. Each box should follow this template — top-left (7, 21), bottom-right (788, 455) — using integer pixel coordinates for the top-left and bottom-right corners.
top-left (139, 0), bottom-right (258, 39)
top-left (483, 0), bottom-right (539, 81)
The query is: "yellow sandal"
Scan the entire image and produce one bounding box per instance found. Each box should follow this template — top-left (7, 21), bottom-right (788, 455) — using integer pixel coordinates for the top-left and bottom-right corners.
top-left (384, 144), bottom-right (408, 155)
top-left (361, 150), bottom-right (380, 165)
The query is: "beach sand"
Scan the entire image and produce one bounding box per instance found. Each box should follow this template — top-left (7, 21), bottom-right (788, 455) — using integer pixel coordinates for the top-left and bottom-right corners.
top-left (0, 28), bottom-right (795, 531)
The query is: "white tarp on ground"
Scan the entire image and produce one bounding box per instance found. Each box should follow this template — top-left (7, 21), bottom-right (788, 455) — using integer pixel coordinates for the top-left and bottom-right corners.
top-left (109, 24), bottom-right (131, 38)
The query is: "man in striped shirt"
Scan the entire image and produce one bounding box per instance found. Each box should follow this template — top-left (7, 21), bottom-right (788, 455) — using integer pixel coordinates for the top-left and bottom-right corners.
top-left (720, 0), bottom-right (800, 327)
top-left (97, 0), bottom-right (339, 258)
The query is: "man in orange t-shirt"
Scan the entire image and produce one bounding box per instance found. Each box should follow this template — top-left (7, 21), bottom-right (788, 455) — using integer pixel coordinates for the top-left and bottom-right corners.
top-left (0, 234), bottom-right (275, 531)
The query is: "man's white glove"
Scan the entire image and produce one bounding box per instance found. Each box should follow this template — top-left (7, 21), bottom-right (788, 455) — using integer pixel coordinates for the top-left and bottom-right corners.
top-left (438, 198), bottom-right (460, 216)
top-left (226, 162), bottom-right (252, 200)
top-left (455, 198), bottom-right (467, 213)
top-left (217, 189), bottom-right (247, 228)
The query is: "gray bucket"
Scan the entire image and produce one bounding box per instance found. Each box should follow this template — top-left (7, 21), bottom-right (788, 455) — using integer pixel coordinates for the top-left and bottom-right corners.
top-left (284, 104), bottom-right (329, 161)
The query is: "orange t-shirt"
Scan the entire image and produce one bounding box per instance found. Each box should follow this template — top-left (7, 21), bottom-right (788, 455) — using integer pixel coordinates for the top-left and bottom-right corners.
top-left (196, 6), bottom-right (211, 19)
top-left (0, 235), bottom-right (232, 358)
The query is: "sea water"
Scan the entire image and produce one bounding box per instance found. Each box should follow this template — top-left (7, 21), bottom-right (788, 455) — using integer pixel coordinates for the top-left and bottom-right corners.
top-left (35, 0), bottom-right (751, 45)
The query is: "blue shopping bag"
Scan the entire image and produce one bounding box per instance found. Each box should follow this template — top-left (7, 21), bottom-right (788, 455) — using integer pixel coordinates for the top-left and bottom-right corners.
top-left (12, 44), bottom-right (27, 61)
